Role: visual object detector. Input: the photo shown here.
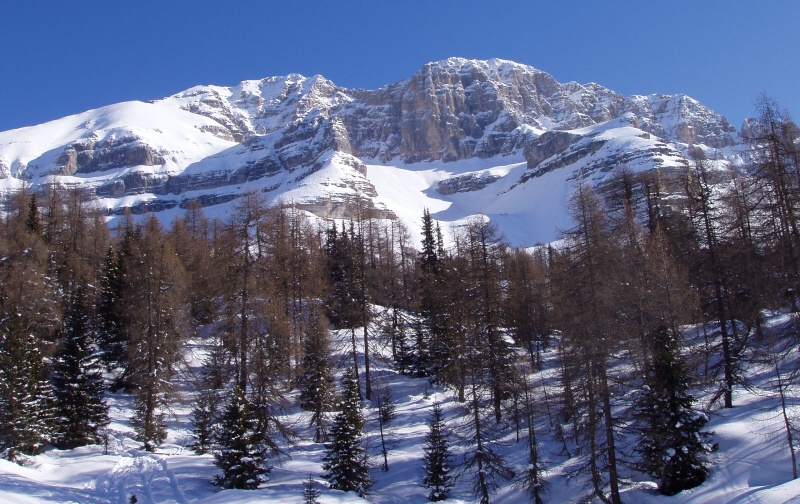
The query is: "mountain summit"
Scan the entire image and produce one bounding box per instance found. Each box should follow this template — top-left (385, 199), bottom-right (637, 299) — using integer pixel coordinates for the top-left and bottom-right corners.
top-left (0, 58), bottom-right (743, 244)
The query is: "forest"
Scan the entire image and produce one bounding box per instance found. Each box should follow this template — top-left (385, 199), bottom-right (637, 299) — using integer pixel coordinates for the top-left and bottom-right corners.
top-left (0, 97), bottom-right (799, 504)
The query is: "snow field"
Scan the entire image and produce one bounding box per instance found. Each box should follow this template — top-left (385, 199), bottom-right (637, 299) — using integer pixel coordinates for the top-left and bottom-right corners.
top-left (3, 310), bottom-right (800, 502)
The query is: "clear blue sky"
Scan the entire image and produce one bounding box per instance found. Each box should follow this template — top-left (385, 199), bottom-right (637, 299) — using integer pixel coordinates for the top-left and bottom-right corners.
top-left (1, 1), bottom-right (798, 132)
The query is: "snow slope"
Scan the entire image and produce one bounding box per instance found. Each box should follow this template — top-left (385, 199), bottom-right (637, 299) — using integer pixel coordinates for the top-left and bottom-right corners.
top-left (2, 312), bottom-right (800, 504)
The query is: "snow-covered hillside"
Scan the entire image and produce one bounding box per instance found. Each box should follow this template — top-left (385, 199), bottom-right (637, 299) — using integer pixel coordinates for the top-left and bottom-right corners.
top-left (0, 58), bottom-right (744, 246)
top-left (2, 312), bottom-right (800, 504)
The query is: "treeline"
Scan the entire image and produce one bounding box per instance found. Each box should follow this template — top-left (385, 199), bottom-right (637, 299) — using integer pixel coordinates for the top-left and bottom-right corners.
top-left (0, 96), bottom-right (798, 502)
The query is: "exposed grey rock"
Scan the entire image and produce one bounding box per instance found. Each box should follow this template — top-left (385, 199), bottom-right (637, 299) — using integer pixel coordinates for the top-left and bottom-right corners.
top-left (56, 134), bottom-right (166, 175)
top-left (523, 130), bottom-right (585, 171)
top-left (436, 172), bottom-right (503, 195)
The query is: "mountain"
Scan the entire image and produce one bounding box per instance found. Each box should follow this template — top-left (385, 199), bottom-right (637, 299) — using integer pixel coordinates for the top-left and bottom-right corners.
top-left (0, 57), bottom-right (744, 245)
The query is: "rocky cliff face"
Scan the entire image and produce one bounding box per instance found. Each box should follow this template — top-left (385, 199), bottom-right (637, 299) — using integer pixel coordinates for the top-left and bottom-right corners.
top-left (0, 57), bottom-right (744, 239)
top-left (151, 57), bottom-right (738, 169)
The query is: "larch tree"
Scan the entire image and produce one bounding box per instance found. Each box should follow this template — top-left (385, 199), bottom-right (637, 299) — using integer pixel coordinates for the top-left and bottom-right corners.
top-left (125, 217), bottom-right (188, 451)
top-left (684, 151), bottom-right (739, 408)
top-left (459, 218), bottom-right (516, 425)
top-left (552, 184), bottom-right (623, 504)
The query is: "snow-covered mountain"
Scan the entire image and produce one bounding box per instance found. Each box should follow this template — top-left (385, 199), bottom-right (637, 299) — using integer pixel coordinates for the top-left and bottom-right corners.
top-left (0, 57), bottom-right (743, 244)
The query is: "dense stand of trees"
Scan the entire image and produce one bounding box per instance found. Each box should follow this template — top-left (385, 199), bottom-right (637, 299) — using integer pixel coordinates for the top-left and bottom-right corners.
top-left (0, 97), bottom-right (799, 499)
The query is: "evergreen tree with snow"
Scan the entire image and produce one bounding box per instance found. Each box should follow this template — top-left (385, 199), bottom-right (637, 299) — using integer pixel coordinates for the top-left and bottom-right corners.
top-left (213, 385), bottom-right (270, 489)
top-left (191, 334), bottom-right (229, 455)
top-left (415, 209), bottom-right (451, 380)
top-left (0, 305), bottom-right (56, 461)
top-left (191, 389), bottom-right (218, 455)
top-left (422, 402), bottom-right (454, 502)
top-left (635, 324), bottom-right (715, 495)
top-left (302, 473), bottom-right (322, 504)
top-left (322, 368), bottom-right (371, 497)
top-left (96, 245), bottom-right (127, 384)
top-left (297, 305), bottom-right (336, 442)
top-left (52, 283), bottom-right (109, 449)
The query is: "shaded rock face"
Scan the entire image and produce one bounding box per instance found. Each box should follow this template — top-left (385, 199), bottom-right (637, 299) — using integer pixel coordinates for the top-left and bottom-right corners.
top-left (519, 127), bottom-right (689, 188)
top-left (436, 172), bottom-right (503, 195)
top-left (523, 130), bottom-right (585, 172)
top-left (336, 59), bottom-right (736, 163)
top-left (56, 134), bottom-right (167, 175)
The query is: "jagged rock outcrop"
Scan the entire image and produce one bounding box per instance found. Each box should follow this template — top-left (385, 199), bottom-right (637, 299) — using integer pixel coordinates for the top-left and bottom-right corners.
top-left (436, 172), bottom-right (503, 195)
top-left (56, 134), bottom-right (167, 175)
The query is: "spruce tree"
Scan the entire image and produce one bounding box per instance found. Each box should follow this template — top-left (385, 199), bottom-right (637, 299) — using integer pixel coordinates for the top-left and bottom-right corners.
top-left (96, 246), bottom-right (126, 383)
top-left (297, 306), bottom-right (336, 442)
top-left (0, 306), bottom-right (56, 461)
top-left (322, 369), bottom-right (371, 497)
top-left (422, 402), bottom-right (454, 502)
top-left (52, 283), bottom-right (109, 449)
top-left (213, 386), bottom-right (270, 489)
top-left (191, 389), bottom-right (218, 455)
top-left (635, 325), bottom-right (714, 496)
top-left (191, 334), bottom-right (229, 454)
top-left (416, 209), bottom-right (451, 381)
top-left (25, 193), bottom-right (41, 236)
top-left (302, 474), bottom-right (322, 504)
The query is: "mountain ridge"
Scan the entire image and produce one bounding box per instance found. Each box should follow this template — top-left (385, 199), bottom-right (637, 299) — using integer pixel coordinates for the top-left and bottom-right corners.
top-left (0, 57), bottom-right (745, 245)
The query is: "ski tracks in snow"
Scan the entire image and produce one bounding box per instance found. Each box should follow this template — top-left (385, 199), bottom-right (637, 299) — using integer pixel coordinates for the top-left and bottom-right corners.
top-left (100, 447), bottom-right (187, 504)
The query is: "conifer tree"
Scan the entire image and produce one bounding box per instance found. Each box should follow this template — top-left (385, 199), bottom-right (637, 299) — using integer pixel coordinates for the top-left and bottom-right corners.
top-left (322, 369), bottom-right (371, 497)
top-left (298, 306), bottom-right (336, 442)
top-left (461, 350), bottom-right (514, 504)
top-left (416, 208), bottom-right (450, 380)
top-left (519, 373), bottom-right (547, 504)
top-left (0, 306), bottom-right (56, 461)
top-left (213, 385), bottom-right (270, 489)
top-left (96, 246), bottom-right (127, 383)
top-left (461, 218), bottom-right (516, 424)
top-left (302, 474), bottom-right (322, 504)
top-left (551, 185), bottom-right (623, 504)
top-left (635, 325), bottom-right (714, 496)
top-left (126, 217), bottom-right (187, 451)
top-left (25, 193), bottom-right (41, 236)
top-left (684, 151), bottom-right (739, 408)
top-left (373, 379), bottom-right (395, 472)
top-left (52, 283), bottom-right (109, 449)
top-left (191, 334), bottom-right (230, 455)
top-left (422, 402), bottom-right (454, 502)
top-left (191, 390), bottom-right (217, 455)
top-left (377, 383), bottom-right (396, 427)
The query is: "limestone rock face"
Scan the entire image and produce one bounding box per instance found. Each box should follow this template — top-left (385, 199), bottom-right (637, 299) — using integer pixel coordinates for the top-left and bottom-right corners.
top-left (523, 130), bottom-right (585, 172)
top-left (56, 134), bottom-right (166, 175)
top-left (436, 172), bottom-right (503, 195)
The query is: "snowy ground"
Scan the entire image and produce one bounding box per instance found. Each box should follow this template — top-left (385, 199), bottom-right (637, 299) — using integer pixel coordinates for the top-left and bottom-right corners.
top-left (2, 313), bottom-right (800, 503)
